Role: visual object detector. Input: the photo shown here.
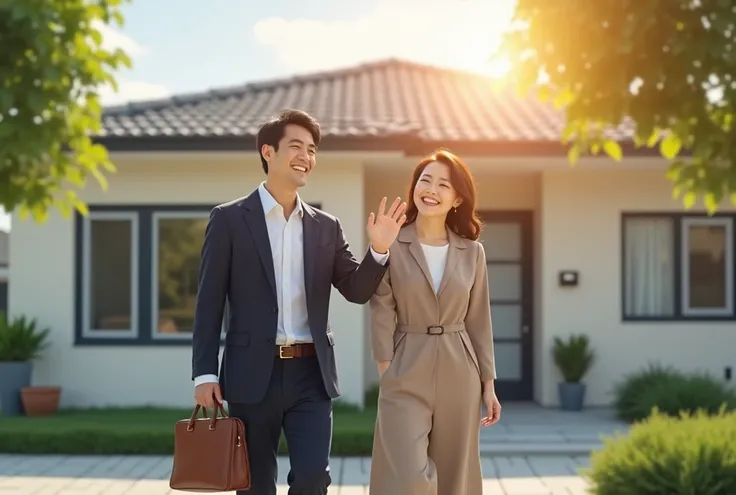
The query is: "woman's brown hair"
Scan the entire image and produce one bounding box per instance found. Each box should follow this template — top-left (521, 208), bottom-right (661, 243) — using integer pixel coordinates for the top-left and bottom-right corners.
top-left (404, 149), bottom-right (482, 241)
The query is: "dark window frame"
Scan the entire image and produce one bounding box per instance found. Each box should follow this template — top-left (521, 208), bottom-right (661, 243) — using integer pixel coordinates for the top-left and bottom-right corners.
top-left (75, 202), bottom-right (322, 346)
top-left (621, 212), bottom-right (736, 322)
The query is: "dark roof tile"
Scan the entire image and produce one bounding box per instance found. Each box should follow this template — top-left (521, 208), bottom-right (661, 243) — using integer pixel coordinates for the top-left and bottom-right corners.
top-left (100, 58), bottom-right (635, 149)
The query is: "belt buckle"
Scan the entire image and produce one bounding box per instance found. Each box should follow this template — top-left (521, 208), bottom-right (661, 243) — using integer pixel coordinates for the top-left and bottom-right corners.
top-left (427, 325), bottom-right (444, 335)
top-left (279, 345), bottom-right (294, 359)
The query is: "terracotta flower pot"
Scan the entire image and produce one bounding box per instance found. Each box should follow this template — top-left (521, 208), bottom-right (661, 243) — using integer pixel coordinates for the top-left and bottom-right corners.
top-left (20, 386), bottom-right (61, 416)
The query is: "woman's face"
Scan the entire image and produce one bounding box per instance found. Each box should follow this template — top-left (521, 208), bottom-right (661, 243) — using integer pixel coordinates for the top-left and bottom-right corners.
top-left (412, 161), bottom-right (461, 219)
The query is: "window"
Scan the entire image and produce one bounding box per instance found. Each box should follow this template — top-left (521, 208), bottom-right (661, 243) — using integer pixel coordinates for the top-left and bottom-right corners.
top-left (81, 212), bottom-right (139, 338)
top-left (76, 203), bottom-right (322, 345)
top-left (152, 212), bottom-right (211, 339)
top-left (622, 214), bottom-right (735, 320)
top-left (681, 218), bottom-right (733, 316)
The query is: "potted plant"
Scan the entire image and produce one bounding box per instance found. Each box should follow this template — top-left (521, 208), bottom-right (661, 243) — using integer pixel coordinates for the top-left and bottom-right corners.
top-left (552, 334), bottom-right (595, 411)
top-left (0, 312), bottom-right (51, 416)
top-left (21, 385), bottom-right (62, 416)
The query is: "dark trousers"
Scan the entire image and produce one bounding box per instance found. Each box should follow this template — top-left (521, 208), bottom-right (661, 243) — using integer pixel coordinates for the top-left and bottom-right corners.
top-left (229, 355), bottom-right (333, 495)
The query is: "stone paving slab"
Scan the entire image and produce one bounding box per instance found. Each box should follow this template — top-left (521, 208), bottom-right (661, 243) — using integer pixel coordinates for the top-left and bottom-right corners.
top-left (0, 454), bottom-right (592, 494)
top-left (479, 404), bottom-right (628, 456)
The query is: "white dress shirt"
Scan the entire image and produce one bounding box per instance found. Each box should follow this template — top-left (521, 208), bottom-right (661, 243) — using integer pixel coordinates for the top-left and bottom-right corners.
top-left (194, 183), bottom-right (389, 387)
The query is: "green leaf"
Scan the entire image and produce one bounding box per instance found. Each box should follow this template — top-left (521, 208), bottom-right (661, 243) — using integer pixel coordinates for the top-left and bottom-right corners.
top-left (704, 193), bottom-right (719, 215)
top-left (553, 88), bottom-right (576, 109)
top-left (683, 192), bottom-right (697, 209)
top-left (646, 129), bottom-right (661, 148)
top-left (660, 134), bottom-right (682, 160)
top-left (567, 144), bottom-right (581, 165)
top-left (665, 162), bottom-right (681, 181)
top-left (603, 140), bottom-right (623, 161)
top-left (537, 84), bottom-right (553, 102)
top-left (0, 1), bottom-right (129, 220)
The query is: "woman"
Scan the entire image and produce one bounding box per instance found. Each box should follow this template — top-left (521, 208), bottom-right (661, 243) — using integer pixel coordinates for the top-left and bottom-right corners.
top-left (369, 150), bottom-right (501, 495)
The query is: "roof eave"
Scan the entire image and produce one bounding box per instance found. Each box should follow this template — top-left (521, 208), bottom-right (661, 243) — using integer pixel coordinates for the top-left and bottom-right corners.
top-left (92, 134), bottom-right (666, 158)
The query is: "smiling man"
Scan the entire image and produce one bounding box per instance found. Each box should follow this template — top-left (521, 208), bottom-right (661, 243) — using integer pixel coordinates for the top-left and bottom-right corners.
top-left (191, 109), bottom-right (407, 495)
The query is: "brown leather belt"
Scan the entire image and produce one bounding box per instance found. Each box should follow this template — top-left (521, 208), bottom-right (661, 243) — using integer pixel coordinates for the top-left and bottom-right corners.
top-left (274, 343), bottom-right (317, 359)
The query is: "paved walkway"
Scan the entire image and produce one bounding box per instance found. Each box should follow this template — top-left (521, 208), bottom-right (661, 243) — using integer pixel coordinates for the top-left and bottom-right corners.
top-left (0, 454), bottom-right (592, 494)
top-left (480, 403), bottom-right (627, 455)
top-left (480, 403), bottom-right (629, 456)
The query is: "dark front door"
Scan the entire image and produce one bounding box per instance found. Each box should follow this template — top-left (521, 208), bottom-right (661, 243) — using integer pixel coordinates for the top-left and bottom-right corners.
top-left (478, 211), bottom-right (534, 401)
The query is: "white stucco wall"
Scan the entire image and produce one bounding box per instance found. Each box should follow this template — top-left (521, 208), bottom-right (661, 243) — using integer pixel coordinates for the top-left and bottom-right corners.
top-left (8, 153), bottom-right (368, 408)
top-left (540, 168), bottom-right (736, 406)
top-left (12, 151), bottom-right (733, 410)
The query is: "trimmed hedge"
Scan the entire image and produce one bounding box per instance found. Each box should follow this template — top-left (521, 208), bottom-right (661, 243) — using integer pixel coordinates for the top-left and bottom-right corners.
top-left (586, 408), bottom-right (736, 494)
top-left (0, 403), bottom-right (376, 456)
top-left (612, 364), bottom-right (736, 423)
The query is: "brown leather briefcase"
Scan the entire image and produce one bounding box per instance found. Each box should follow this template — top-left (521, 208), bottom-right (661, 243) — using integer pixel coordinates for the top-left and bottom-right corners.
top-left (169, 404), bottom-right (251, 492)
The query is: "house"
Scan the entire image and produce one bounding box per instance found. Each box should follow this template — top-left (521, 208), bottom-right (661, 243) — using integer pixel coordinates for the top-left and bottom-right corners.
top-left (0, 230), bottom-right (8, 312)
top-left (7, 59), bottom-right (736, 409)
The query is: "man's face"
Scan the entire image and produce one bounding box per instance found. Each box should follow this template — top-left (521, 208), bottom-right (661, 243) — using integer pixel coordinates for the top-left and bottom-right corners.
top-left (262, 124), bottom-right (317, 188)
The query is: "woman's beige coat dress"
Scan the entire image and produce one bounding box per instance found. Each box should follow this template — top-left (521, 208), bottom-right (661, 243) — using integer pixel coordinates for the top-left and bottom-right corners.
top-left (369, 223), bottom-right (497, 495)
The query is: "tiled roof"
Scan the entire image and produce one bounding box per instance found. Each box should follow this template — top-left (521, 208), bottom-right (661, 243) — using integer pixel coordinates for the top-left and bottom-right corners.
top-left (98, 58), bottom-right (637, 154)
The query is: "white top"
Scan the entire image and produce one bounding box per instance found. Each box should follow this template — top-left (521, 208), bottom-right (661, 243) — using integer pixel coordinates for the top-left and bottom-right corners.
top-left (420, 243), bottom-right (450, 294)
top-left (194, 182), bottom-right (389, 388)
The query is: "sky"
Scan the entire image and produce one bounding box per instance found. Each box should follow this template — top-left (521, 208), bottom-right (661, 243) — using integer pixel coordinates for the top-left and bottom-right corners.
top-left (0, 0), bottom-right (516, 231)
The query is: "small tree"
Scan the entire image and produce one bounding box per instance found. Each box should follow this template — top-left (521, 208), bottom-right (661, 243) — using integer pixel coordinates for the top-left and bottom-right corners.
top-left (498, 0), bottom-right (736, 212)
top-left (0, 0), bottom-right (132, 222)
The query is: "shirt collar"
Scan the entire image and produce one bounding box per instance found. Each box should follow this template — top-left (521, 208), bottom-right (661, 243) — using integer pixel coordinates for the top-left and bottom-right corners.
top-left (258, 182), bottom-right (304, 217)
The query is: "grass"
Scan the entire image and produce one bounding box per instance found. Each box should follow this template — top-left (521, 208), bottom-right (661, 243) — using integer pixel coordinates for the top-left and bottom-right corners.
top-left (0, 402), bottom-right (378, 456)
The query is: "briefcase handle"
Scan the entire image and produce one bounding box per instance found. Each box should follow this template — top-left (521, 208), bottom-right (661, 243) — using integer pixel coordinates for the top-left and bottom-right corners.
top-left (186, 403), bottom-right (229, 432)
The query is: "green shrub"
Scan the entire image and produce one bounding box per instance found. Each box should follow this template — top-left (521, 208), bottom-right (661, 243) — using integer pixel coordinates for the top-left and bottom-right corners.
top-left (364, 384), bottom-right (379, 408)
top-left (586, 408), bottom-right (736, 494)
top-left (643, 373), bottom-right (736, 416)
top-left (612, 364), bottom-right (736, 422)
top-left (0, 407), bottom-right (376, 455)
top-left (612, 363), bottom-right (685, 421)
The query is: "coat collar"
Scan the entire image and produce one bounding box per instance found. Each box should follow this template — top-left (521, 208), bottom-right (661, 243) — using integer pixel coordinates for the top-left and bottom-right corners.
top-left (397, 222), bottom-right (469, 249)
top-left (397, 222), bottom-right (468, 297)
top-left (241, 185), bottom-right (317, 220)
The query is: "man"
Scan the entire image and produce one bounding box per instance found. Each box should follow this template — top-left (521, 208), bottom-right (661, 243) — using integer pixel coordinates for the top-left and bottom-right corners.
top-left (191, 109), bottom-right (406, 495)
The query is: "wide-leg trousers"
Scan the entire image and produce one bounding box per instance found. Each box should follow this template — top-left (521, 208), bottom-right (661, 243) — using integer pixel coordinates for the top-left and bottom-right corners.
top-left (369, 327), bottom-right (483, 495)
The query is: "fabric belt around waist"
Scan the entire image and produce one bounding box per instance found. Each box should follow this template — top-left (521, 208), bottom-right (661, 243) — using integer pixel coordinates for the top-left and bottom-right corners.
top-left (396, 324), bottom-right (465, 335)
top-left (274, 343), bottom-right (316, 359)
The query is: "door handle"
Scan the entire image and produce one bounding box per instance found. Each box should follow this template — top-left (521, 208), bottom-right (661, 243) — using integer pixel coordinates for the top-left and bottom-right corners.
top-left (522, 325), bottom-right (530, 334)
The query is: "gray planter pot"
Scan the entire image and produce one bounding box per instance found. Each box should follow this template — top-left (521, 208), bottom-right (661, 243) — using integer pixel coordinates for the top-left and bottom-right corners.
top-left (0, 361), bottom-right (33, 416)
top-left (558, 382), bottom-right (586, 411)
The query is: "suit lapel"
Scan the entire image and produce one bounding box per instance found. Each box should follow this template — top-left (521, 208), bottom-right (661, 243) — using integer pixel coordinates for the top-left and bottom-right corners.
top-left (437, 230), bottom-right (466, 297)
top-left (240, 191), bottom-right (277, 299)
top-left (302, 202), bottom-right (320, 307)
top-left (399, 223), bottom-right (468, 297)
top-left (400, 224), bottom-right (435, 293)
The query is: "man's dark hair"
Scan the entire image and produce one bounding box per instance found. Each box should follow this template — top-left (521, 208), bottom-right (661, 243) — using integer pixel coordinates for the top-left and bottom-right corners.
top-left (256, 109), bottom-right (321, 173)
